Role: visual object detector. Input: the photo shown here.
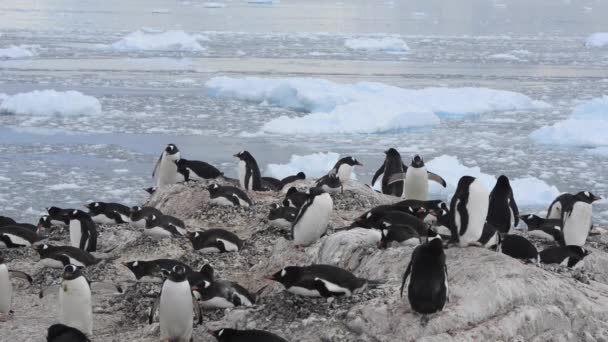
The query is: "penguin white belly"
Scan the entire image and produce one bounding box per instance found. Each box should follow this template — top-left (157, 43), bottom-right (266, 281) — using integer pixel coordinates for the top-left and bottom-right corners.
top-left (563, 202), bottom-right (592, 246)
top-left (209, 197), bottom-right (235, 207)
top-left (235, 292), bottom-right (253, 306)
top-left (201, 297), bottom-right (234, 309)
top-left (157, 159), bottom-right (179, 188)
top-left (130, 219), bottom-right (146, 229)
top-left (91, 214), bottom-right (115, 225)
top-left (403, 167), bottom-right (428, 201)
top-left (160, 280), bottom-right (193, 340)
top-left (217, 238), bottom-right (239, 252)
top-left (69, 220), bottom-right (82, 249)
top-left (337, 164), bottom-right (352, 183)
top-left (315, 278), bottom-right (352, 296)
top-left (238, 161), bottom-right (247, 189)
top-left (547, 202), bottom-right (562, 219)
top-left (293, 194), bottom-right (333, 246)
top-left (144, 227), bottom-right (172, 239)
top-left (1, 233), bottom-right (31, 247)
top-left (459, 180), bottom-right (488, 247)
top-left (287, 286), bottom-right (321, 297)
top-left (60, 277), bottom-right (92, 336)
top-left (235, 196), bottom-right (250, 207)
top-left (0, 265), bottom-right (11, 314)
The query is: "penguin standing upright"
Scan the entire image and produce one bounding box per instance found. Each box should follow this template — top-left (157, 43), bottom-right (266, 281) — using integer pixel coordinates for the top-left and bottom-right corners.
top-left (372, 148), bottom-right (406, 197)
top-left (400, 229), bottom-right (448, 314)
top-left (67, 210), bottom-right (98, 252)
top-left (234, 151), bottom-right (264, 191)
top-left (449, 176), bottom-right (489, 247)
top-left (291, 187), bottom-right (333, 246)
top-left (149, 265), bottom-right (201, 341)
top-left (487, 175), bottom-right (519, 233)
top-left (0, 252), bottom-right (32, 321)
top-left (402, 155), bottom-right (446, 201)
top-left (558, 191), bottom-right (602, 246)
top-left (152, 144), bottom-right (181, 188)
top-left (59, 265), bottom-right (93, 336)
top-left (327, 156), bottom-right (362, 184)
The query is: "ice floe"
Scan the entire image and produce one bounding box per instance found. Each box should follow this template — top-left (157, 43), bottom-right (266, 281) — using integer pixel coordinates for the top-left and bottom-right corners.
top-left (344, 37), bottom-right (409, 53)
top-left (0, 90), bottom-right (102, 117)
top-left (110, 30), bottom-right (208, 51)
top-left (266, 152), bottom-right (342, 179)
top-left (0, 45), bottom-right (37, 59)
top-left (585, 32), bottom-right (608, 47)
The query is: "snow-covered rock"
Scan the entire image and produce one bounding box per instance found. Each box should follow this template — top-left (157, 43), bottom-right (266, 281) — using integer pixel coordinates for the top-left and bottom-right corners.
top-left (344, 37), bottom-right (409, 53)
top-left (531, 96), bottom-right (608, 147)
top-left (585, 32), bottom-right (608, 48)
top-left (0, 90), bottom-right (102, 116)
top-left (0, 45), bottom-right (37, 59)
top-left (205, 77), bottom-right (548, 135)
top-left (110, 30), bottom-right (208, 51)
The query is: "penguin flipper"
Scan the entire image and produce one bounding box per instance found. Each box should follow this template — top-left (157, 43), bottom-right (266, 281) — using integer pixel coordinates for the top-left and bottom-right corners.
top-left (9, 270), bottom-right (32, 284)
top-left (192, 293), bottom-right (202, 325)
top-left (313, 279), bottom-right (336, 298)
top-left (148, 295), bottom-right (161, 324)
top-left (386, 172), bottom-right (407, 186)
top-left (509, 193), bottom-right (520, 227)
top-left (152, 152), bottom-right (163, 178)
top-left (229, 194), bottom-right (241, 207)
top-left (400, 250), bottom-right (416, 297)
top-left (427, 171), bottom-right (447, 188)
top-left (371, 164), bottom-right (385, 187)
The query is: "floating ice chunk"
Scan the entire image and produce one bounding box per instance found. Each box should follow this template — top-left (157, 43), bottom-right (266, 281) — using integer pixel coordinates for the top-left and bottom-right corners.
top-left (203, 2), bottom-right (227, 7)
top-left (344, 37), bottom-right (409, 53)
top-left (531, 96), bottom-right (608, 147)
top-left (585, 32), bottom-right (608, 47)
top-left (0, 45), bottom-right (37, 59)
top-left (266, 152), bottom-right (340, 179)
top-left (487, 53), bottom-right (524, 62)
top-left (111, 30), bottom-right (208, 51)
top-left (246, 0), bottom-right (279, 3)
top-left (0, 90), bottom-right (102, 117)
top-left (0, 176), bottom-right (10, 182)
top-left (206, 76), bottom-right (548, 135)
top-left (151, 9), bottom-right (170, 13)
top-left (48, 183), bottom-right (81, 190)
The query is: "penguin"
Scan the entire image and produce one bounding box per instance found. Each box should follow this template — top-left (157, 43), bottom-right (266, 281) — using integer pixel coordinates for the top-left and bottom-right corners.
top-left (261, 177), bottom-right (283, 191)
top-left (59, 265), bottom-right (93, 336)
top-left (187, 229), bottom-right (243, 253)
top-left (449, 176), bottom-right (489, 247)
top-left (478, 222), bottom-right (501, 249)
top-left (207, 184), bottom-right (252, 207)
top-left (123, 259), bottom-right (193, 283)
top-left (152, 143), bottom-right (181, 188)
top-left (209, 328), bottom-right (287, 342)
top-left (327, 156), bottom-right (362, 183)
top-left (191, 278), bottom-right (255, 309)
top-left (487, 175), bottom-right (519, 233)
top-left (379, 221), bottom-right (421, 248)
top-left (144, 187), bottom-right (157, 195)
top-left (46, 206), bottom-right (72, 228)
top-left (268, 204), bottom-right (298, 230)
top-left (395, 199), bottom-right (446, 212)
top-left (6, 222), bottom-right (37, 232)
top-left (47, 323), bottom-right (91, 342)
top-left (0, 251), bottom-right (32, 320)
top-left (37, 215), bottom-right (53, 234)
top-left (128, 206), bottom-right (163, 229)
top-left (315, 173), bottom-right (343, 194)
top-left (280, 172), bottom-right (306, 190)
top-left (400, 229), bottom-right (448, 314)
top-left (282, 187), bottom-right (308, 209)
top-left (34, 244), bottom-right (100, 269)
top-left (234, 150), bottom-right (264, 191)
top-left (266, 264), bottom-right (382, 297)
top-left (0, 225), bottom-right (39, 248)
top-left (175, 158), bottom-right (223, 181)
top-left (186, 264), bottom-right (215, 290)
top-left (351, 207), bottom-right (427, 236)
top-left (519, 214), bottom-right (562, 242)
top-left (547, 191), bottom-right (601, 219)
top-left (496, 234), bottom-right (539, 264)
top-left (291, 187), bottom-right (333, 247)
top-left (372, 148), bottom-right (406, 197)
top-left (401, 155), bottom-right (446, 201)
top-left (0, 216), bottom-right (16, 227)
top-left (539, 245), bottom-right (589, 268)
top-left (67, 210), bottom-right (98, 252)
top-left (143, 214), bottom-right (184, 239)
top-left (85, 202), bottom-right (130, 225)
top-left (559, 191), bottom-right (602, 246)
top-left (148, 265), bottom-right (202, 341)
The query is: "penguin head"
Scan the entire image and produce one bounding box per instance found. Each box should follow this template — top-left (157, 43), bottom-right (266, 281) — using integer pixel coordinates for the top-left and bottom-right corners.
top-left (144, 187), bottom-right (156, 195)
top-left (285, 187), bottom-right (299, 197)
top-left (340, 156), bottom-right (363, 167)
top-left (164, 143), bottom-right (179, 155)
top-left (187, 231), bottom-right (202, 243)
top-left (266, 266), bottom-right (299, 286)
top-left (426, 229), bottom-right (442, 245)
top-left (384, 148), bottom-right (400, 158)
top-left (568, 246), bottom-right (590, 257)
top-left (518, 214), bottom-right (542, 229)
top-left (37, 215), bottom-right (51, 231)
top-left (296, 172), bottom-right (306, 179)
top-left (411, 155), bottom-right (424, 168)
top-left (209, 328), bottom-right (233, 339)
top-left (62, 264), bottom-right (83, 280)
top-left (233, 150), bottom-right (252, 161)
top-left (46, 206), bottom-right (63, 216)
top-left (577, 191), bottom-right (602, 203)
top-left (129, 206), bottom-right (142, 215)
top-left (168, 265), bottom-right (188, 282)
top-left (207, 184), bottom-right (220, 192)
top-left (122, 260), bottom-right (147, 279)
top-left (33, 243), bottom-right (50, 255)
top-left (67, 209), bottom-right (84, 220)
top-left (85, 202), bottom-right (103, 214)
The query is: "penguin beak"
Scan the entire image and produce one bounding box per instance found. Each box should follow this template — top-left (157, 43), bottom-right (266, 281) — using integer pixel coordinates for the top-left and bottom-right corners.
top-left (355, 161), bottom-right (363, 166)
top-left (593, 195), bottom-right (602, 201)
top-left (233, 153), bottom-right (239, 158)
top-left (264, 274), bottom-right (275, 281)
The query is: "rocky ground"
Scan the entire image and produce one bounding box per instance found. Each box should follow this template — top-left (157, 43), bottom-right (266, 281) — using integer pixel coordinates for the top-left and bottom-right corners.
top-left (3, 179), bottom-right (608, 342)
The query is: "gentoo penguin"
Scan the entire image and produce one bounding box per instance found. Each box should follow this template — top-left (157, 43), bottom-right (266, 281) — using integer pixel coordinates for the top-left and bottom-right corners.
top-left (234, 150), bottom-right (264, 191)
top-left (144, 187), bottom-right (157, 195)
top-left (449, 176), bottom-right (489, 247)
top-left (497, 235), bottom-right (539, 264)
top-left (67, 210), bottom-right (98, 252)
top-left (315, 173), bottom-right (343, 194)
top-left (175, 158), bottom-right (223, 181)
top-left (280, 172), bottom-right (306, 190)
top-left (143, 215), bottom-right (184, 239)
top-left (187, 229), bottom-right (243, 253)
top-left (487, 175), bottom-right (519, 233)
top-left (47, 323), bottom-right (91, 342)
top-left (547, 191), bottom-right (601, 219)
top-left (207, 184), bottom-right (252, 207)
top-left (268, 204), bottom-right (298, 230)
top-left (123, 259), bottom-right (193, 283)
top-left (85, 202), bottom-right (130, 225)
top-left (152, 143), bottom-right (181, 188)
top-left (46, 206), bottom-right (72, 228)
top-left (557, 191), bottom-right (602, 246)
top-left (59, 265), bottom-right (93, 336)
top-left (519, 214), bottom-right (562, 242)
top-left (35, 244), bottom-right (100, 269)
top-left (352, 207), bottom-right (427, 236)
top-left (0, 216), bottom-right (16, 226)
top-left (191, 265), bottom-right (255, 309)
top-left (292, 187), bottom-right (333, 247)
top-left (327, 156), bottom-right (362, 184)
top-left (379, 221), bottom-right (421, 248)
top-left (539, 246), bottom-right (589, 268)
top-left (0, 252), bottom-right (32, 320)
top-left (400, 229), bottom-right (448, 314)
top-left (0, 225), bottom-right (39, 248)
top-left (267, 264), bottom-right (382, 297)
top-left (478, 222), bottom-right (501, 249)
top-left (282, 187), bottom-right (308, 209)
top-left (210, 328), bottom-right (287, 342)
top-left (372, 148), bottom-right (406, 197)
top-left (149, 265), bottom-right (202, 341)
top-left (261, 177), bottom-right (283, 191)
top-left (128, 206), bottom-right (163, 229)
top-left (401, 155), bottom-right (446, 201)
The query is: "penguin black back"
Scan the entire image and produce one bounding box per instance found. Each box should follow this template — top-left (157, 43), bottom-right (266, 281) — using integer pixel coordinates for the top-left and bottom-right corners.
top-left (283, 187), bottom-right (308, 209)
top-left (497, 234), bottom-right (539, 263)
top-left (0, 216), bottom-right (16, 227)
top-left (380, 148), bottom-right (406, 196)
top-left (210, 328), bottom-right (287, 342)
top-left (47, 323), bottom-right (91, 342)
top-left (487, 175), bottom-right (519, 233)
top-left (280, 172), bottom-right (306, 189)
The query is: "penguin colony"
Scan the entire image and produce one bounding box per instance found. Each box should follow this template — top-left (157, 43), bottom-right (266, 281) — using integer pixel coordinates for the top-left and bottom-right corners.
top-left (0, 143), bottom-right (604, 341)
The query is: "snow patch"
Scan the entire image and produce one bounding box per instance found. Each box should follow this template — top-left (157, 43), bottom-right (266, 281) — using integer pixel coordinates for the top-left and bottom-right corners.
top-left (0, 90), bottom-right (102, 117)
top-left (487, 53), bottom-right (524, 62)
top-left (531, 96), bottom-right (608, 147)
top-left (48, 183), bottom-right (81, 191)
top-left (0, 45), bottom-right (37, 59)
top-left (266, 152), bottom-right (341, 179)
top-left (585, 33), bottom-right (608, 48)
top-left (344, 37), bottom-right (409, 54)
top-left (111, 30), bottom-right (208, 51)
top-left (206, 77), bottom-right (549, 135)
top-left (246, 0), bottom-right (279, 3)
top-left (203, 2), bottom-right (227, 7)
